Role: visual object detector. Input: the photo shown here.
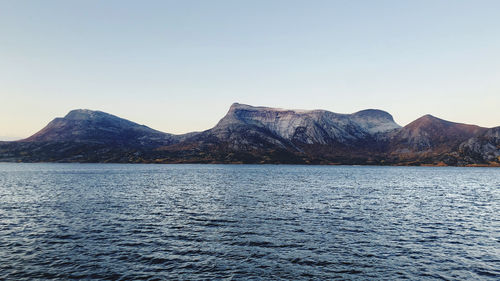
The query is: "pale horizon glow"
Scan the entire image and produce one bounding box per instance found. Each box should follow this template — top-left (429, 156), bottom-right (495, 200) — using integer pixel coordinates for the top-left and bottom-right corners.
top-left (1, 0), bottom-right (499, 140)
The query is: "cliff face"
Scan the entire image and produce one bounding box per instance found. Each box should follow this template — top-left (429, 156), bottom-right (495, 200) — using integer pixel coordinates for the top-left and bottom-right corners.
top-left (1, 104), bottom-right (499, 166)
top-left (158, 103), bottom-right (401, 163)
top-left (207, 103), bottom-right (400, 146)
top-left (458, 127), bottom-right (500, 164)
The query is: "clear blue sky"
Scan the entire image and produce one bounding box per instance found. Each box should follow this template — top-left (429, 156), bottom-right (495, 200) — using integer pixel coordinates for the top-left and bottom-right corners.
top-left (1, 0), bottom-right (499, 139)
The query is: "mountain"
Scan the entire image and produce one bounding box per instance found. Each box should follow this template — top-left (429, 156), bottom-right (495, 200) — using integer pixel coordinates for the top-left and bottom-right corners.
top-left (384, 114), bottom-right (491, 165)
top-left (22, 109), bottom-right (178, 147)
top-left (390, 114), bottom-right (486, 152)
top-left (202, 103), bottom-right (400, 145)
top-left (387, 114), bottom-right (485, 156)
top-left (160, 103), bottom-right (401, 164)
top-left (0, 103), bottom-right (498, 166)
top-left (0, 109), bottom-right (193, 163)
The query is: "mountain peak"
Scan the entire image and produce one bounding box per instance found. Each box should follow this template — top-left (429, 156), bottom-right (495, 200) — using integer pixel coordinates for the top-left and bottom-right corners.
top-left (228, 102), bottom-right (256, 112)
top-left (227, 103), bottom-right (315, 115)
top-left (352, 109), bottom-right (395, 122)
top-left (64, 109), bottom-right (111, 120)
top-left (421, 114), bottom-right (441, 120)
top-left (408, 114), bottom-right (455, 129)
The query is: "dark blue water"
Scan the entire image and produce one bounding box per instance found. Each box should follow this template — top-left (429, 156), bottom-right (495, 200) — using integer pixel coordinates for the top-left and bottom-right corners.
top-left (0, 164), bottom-right (498, 280)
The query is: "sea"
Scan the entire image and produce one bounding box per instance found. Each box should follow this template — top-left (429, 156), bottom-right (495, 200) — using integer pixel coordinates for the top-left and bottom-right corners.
top-left (0, 163), bottom-right (498, 280)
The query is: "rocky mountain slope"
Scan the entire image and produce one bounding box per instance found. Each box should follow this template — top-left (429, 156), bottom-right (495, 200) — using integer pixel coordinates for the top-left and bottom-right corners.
top-left (22, 109), bottom-right (179, 147)
top-left (160, 103), bottom-right (401, 163)
top-left (0, 109), bottom-right (193, 163)
top-left (458, 127), bottom-right (500, 164)
top-left (214, 103), bottom-right (401, 144)
top-left (0, 103), bottom-right (498, 166)
top-left (389, 114), bottom-right (486, 152)
top-left (385, 114), bottom-right (490, 165)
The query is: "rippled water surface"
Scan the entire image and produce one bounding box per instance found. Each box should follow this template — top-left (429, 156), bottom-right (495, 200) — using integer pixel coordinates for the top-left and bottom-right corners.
top-left (0, 164), bottom-right (499, 280)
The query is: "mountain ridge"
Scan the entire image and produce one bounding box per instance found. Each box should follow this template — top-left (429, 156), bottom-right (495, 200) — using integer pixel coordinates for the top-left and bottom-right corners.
top-left (1, 103), bottom-right (498, 166)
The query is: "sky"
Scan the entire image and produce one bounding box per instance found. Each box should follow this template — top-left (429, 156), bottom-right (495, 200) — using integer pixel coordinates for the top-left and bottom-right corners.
top-left (1, 0), bottom-right (499, 140)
